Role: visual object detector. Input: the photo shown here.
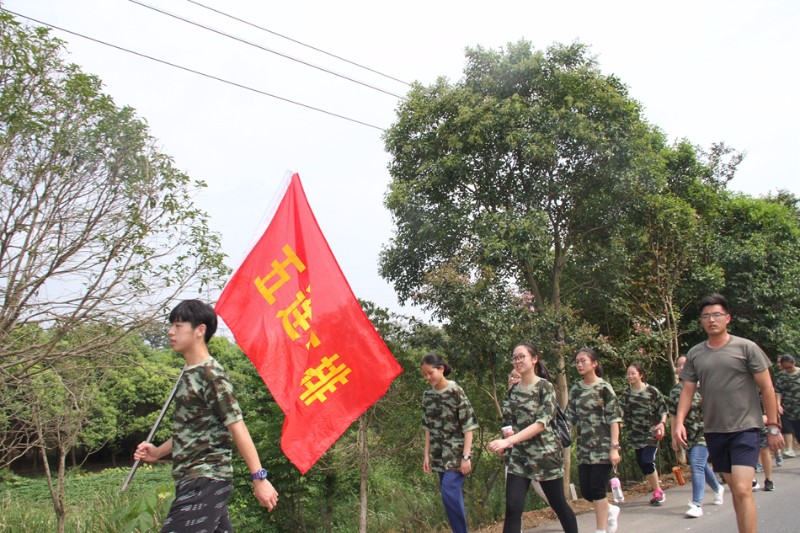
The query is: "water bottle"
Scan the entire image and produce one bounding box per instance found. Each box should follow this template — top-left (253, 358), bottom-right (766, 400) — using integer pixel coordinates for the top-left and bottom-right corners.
top-left (610, 476), bottom-right (625, 503)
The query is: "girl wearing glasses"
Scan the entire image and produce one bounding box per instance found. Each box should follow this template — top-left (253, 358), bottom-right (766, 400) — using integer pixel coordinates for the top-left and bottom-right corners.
top-left (487, 343), bottom-right (578, 533)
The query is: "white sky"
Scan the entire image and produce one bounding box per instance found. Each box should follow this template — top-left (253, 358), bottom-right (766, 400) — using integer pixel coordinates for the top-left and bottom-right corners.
top-left (5, 0), bottom-right (799, 320)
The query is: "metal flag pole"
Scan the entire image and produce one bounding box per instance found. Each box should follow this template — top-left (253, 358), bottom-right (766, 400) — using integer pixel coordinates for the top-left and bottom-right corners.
top-left (120, 366), bottom-right (186, 492)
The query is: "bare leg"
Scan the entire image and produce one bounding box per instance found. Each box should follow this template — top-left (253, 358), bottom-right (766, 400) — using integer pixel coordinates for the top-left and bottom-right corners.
top-left (593, 498), bottom-right (609, 531)
top-left (645, 470), bottom-right (659, 491)
top-left (722, 465), bottom-right (757, 533)
top-left (760, 448), bottom-right (772, 479)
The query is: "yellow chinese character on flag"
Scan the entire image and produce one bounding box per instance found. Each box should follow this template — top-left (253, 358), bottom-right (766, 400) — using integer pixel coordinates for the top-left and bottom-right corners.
top-left (300, 355), bottom-right (352, 406)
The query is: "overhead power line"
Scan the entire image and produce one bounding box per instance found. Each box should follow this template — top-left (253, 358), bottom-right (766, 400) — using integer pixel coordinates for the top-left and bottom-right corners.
top-left (129, 0), bottom-right (407, 100)
top-left (2, 8), bottom-right (386, 131)
top-left (185, 0), bottom-right (412, 88)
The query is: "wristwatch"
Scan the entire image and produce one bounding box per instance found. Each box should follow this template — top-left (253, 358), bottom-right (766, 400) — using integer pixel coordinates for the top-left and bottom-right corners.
top-left (611, 443), bottom-right (622, 450)
top-left (462, 455), bottom-right (472, 461)
top-left (768, 426), bottom-right (782, 436)
top-left (250, 468), bottom-right (268, 480)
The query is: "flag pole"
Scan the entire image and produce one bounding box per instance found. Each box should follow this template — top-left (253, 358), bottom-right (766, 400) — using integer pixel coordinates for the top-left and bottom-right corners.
top-left (120, 366), bottom-right (186, 492)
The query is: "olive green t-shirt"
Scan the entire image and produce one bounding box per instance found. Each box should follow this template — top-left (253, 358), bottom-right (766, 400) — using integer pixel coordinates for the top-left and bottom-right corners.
top-left (681, 335), bottom-right (770, 433)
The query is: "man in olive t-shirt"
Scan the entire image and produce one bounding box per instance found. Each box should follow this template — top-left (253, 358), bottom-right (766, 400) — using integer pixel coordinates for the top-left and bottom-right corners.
top-left (672, 294), bottom-right (783, 533)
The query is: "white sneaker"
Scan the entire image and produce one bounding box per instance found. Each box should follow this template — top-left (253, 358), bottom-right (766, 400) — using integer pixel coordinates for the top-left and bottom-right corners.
top-left (752, 479), bottom-right (761, 491)
top-left (784, 449), bottom-right (797, 458)
top-left (686, 502), bottom-right (704, 518)
top-left (713, 485), bottom-right (725, 505)
top-left (607, 504), bottom-right (620, 533)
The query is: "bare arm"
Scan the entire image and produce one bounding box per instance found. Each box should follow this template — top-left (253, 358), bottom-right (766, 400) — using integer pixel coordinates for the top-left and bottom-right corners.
top-left (610, 421), bottom-right (621, 467)
top-left (423, 429), bottom-right (431, 473)
top-left (228, 419), bottom-right (278, 511)
top-left (754, 370), bottom-right (785, 452)
top-left (460, 430), bottom-right (474, 475)
top-left (671, 381), bottom-right (696, 449)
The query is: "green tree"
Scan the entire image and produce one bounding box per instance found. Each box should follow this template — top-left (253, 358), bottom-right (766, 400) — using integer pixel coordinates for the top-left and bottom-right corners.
top-left (381, 40), bottom-right (660, 404)
top-left (709, 193), bottom-right (800, 355)
top-left (0, 12), bottom-right (226, 451)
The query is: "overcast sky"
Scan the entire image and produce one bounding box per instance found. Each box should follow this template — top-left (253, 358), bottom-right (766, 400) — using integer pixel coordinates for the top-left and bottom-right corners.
top-left (5, 0), bottom-right (799, 321)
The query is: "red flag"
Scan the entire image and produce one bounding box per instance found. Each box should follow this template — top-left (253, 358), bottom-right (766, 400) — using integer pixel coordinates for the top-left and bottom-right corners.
top-left (216, 173), bottom-right (402, 474)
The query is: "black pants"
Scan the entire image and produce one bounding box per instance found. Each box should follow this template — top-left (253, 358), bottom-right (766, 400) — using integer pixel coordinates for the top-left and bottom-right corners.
top-left (161, 477), bottom-right (233, 533)
top-left (503, 473), bottom-right (578, 533)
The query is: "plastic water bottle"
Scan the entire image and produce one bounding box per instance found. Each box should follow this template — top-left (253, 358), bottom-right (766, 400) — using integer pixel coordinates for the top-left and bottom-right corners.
top-left (610, 476), bottom-right (625, 503)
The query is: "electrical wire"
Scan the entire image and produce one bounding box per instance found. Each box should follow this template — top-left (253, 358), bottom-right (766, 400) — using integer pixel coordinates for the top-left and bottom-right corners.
top-left (129, 0), bottom-right (407, 100)
top-left (185, 0), bottom-right (412, 87)
top-left (2, 8), bottom-right (387, 131)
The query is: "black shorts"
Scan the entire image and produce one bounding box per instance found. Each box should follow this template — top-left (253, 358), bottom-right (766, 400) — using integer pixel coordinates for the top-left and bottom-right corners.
top-left (705, 429), bottom-right (760, 474)
top-left (577, 463), bottom-right (613, 502)
top-left (162, 477), bottom-right (233, 533)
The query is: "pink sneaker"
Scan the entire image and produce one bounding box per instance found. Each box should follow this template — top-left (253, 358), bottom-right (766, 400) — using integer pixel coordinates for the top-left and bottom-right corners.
top-left (650, 488), bottom-right (665, 505)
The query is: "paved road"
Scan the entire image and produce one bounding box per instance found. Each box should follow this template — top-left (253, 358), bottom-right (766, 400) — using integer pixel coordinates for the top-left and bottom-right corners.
top-left (524, 454), bottom-right (800, 532)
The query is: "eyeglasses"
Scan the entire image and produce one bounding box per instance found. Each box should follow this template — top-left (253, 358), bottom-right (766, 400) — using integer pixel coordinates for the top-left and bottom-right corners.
top-left (574, 358), bottom-right (591, 366)
top-left (700, 312), bottom-right (728, 321)
top-left (511, 355), bottom-right (526, 363)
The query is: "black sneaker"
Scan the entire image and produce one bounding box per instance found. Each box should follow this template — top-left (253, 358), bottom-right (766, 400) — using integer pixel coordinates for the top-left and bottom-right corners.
top-left (764, 479), bottom-right (775, 491)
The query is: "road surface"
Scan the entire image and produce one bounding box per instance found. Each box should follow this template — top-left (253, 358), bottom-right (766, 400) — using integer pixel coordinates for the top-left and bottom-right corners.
top-left (524, 453), bottom-right (800, 532)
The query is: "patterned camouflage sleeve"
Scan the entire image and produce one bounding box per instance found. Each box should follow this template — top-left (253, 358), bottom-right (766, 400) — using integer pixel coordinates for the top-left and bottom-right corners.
top-left (775, 372), bottom-right (786, 397)
top-left (653, 385), bottom-right (668, 421)
top-left (618, 389), bottom-right (630, 426)
top-left (536, 380), bottom-right (557, 426)
top-left (666, 383), bottom-right (680, 416)
top-left (603, 383), bottom-right (623, 425)
top-left (457, 387), bottom-right (479, 433)
top-left (421, 391), bottom-right (433, 431)
top-left (207, 373), bottom-right (244, 428)
top-left (565, 384), bottom-right (578, 426)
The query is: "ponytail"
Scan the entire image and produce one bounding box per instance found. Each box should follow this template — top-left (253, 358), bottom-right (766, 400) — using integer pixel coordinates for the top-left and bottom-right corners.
top-left (421, 353), bottom-right (452, 377)
top-left (577, 347), bottom-right (603, 378)
top-left (514, 342), bottom-right (552, 381)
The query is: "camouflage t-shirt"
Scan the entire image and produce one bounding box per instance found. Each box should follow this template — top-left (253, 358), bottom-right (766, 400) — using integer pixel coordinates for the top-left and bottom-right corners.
top-left (666, 381), bottom-right (706, 447)
top-left (619, 383), bottom-right (667, 449)
top-left (172, 358), bottom-right (243, 484)
top-left (566, 379), bottom-right (622, 466)
top-left (422, 381), bottom-right (479, 472)
top-left (776, 369), bottom-right (800, 420)
top-left (504, 379), bottom-right (564, 481)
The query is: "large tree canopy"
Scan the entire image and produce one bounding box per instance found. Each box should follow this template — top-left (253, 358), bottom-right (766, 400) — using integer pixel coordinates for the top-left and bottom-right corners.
top-left (381, 40), bottom-right (669, 406)
top-left (382, 41), bottom-right (660, 314)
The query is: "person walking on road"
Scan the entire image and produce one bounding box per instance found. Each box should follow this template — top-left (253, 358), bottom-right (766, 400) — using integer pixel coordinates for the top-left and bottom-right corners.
top-left (487, 343), bottom-right (578, 533)
top-left (619, 362), bottom-right (668, 506)
top-left (420, 353), bottom-right (479, 533)
top-left (667, 355), bottom-right (725, 518)
top-left (134, 300), bottom-right (279, 532)
top-left (566, 348), bottom-right (623, 533)
top-left (672, 294), bottom-right (784, 533)
top-left (776, 354), bottom-right (800, 457)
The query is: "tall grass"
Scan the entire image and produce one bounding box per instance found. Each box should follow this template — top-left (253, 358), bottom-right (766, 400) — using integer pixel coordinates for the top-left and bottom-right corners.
top-left (0, 465), bottom-right (173, 532)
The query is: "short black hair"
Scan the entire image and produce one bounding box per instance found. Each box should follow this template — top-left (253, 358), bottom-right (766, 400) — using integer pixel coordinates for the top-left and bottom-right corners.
top-left (169, 300), bottom-right (217, 344)
top-left (698, 293), bottom-right (729, 314)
